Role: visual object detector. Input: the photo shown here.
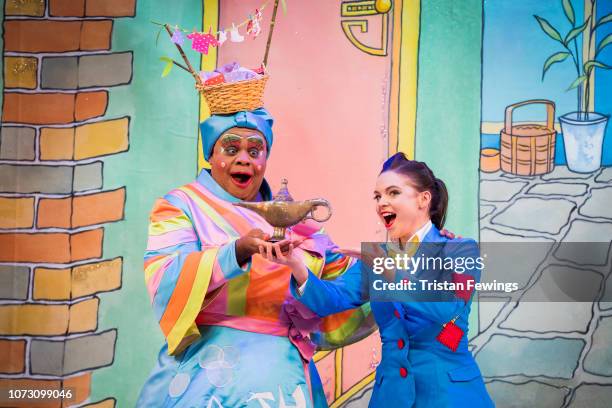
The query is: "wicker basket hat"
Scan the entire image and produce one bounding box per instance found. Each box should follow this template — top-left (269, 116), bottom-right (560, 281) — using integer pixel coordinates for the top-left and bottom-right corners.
top-left (197, 73), bottom-right (269, 115)
top-left (161, 0), bottom-right (281, 117)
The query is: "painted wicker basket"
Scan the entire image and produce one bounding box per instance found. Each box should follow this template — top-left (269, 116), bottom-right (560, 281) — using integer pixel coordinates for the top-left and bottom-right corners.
top-left (196, 74), bottom-right (269, 115)
top-left (500, 99), bottom-right (556, 176)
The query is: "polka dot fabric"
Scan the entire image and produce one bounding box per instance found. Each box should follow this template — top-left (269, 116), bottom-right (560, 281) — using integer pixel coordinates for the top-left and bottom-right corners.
top-left (187, 32), bottom-right (219, 54)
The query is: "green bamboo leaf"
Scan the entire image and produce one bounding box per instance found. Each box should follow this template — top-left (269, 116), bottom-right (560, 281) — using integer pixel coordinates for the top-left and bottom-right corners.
top-left (564, 18), bottom-right (589, 45)
top-left (162, 61), bottom-right (173, 78)
top-left (160, 57), bottom-right (174, 78)
top-left (584, 60), bottom-right (612, 73)
top-left (280, 0), bottom-right (287, 14)
top-left (596, 33), bottom-right (612, 55)
top-left (534, 15), bottom-right (563, 43)
top-left (155, 26), bottom-right (163, 47)
top-left (542, 51), bottom-right (570, 80)
top-left (567, 75), bottom-right (587, 91)
top-left (562, 0), bottom-right (575, 25)
top-left (593, 12), bottom-right (612, 30)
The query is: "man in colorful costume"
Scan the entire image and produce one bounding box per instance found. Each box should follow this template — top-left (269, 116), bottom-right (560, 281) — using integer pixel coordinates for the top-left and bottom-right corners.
top-left (137, 108), bottom-right (373, 407)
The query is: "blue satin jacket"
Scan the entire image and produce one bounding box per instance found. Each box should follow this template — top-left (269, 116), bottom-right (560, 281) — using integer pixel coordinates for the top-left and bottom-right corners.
top-left (293, 226), bottom-right (494, 407)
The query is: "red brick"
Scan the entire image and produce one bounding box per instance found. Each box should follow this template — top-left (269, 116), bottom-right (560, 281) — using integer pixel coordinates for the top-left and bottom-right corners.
top-left (3, 91), bottom-right (108, 126)
top-left (86, 0), bottom-right (136, 17)
top-left (38, 197), bottom-right (72, 228)
top-left (50, 0), bottom-right (85, 17)
top-left (0, 229), bottom-right (103, 263)
top-left (80, 20), bottom-right (113, 51)
top-left (75, 91), bottom-right (108, 121)
top-left (73, 189), bottom-right (125, 227)
top-left (0, 232), bottom-right (71, 263)
top-left (4, 20), bottom-right (111, 53)
top-left (70, 228), bottom-right (103, 261)
top-left (4, 20), bottom-right (82, 53)
top-left (2, 93), bottom-right (75, 125)
top-left (0, 339), bottom-right (26, 374)
top-left (37, 190), bottom-right (126, 229)
top-left (62, 373), bottom-right (91, 407)
top-left (0, 379), bottom-right (61, 408)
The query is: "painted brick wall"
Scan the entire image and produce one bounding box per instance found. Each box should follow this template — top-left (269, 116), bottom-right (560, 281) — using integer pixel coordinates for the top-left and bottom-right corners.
top-left (0, 0), bottom-right (135, 406)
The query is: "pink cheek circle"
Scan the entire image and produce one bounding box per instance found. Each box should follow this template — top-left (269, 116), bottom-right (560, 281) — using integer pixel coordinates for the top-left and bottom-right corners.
top-left (256, 165), bottom-right (262, 171)
top-left (220, 162), bottom-right (226, 168)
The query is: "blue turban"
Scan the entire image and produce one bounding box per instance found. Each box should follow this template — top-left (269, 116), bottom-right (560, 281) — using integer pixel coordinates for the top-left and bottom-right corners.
top-left (200, 108), bottom-right (274, 161)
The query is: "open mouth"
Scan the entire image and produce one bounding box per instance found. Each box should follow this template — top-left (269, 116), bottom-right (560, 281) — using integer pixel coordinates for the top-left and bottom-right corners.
top-left (230, 172), bottom-right (253, 188)
top-left (381, 212), bottom-right (397, 228)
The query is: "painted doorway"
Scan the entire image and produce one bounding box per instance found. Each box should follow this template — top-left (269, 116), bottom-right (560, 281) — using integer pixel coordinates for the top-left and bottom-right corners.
top-left (197, 0), bottom-right (420, 405)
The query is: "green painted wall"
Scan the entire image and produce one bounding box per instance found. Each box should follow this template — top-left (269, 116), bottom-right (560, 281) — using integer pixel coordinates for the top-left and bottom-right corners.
top-left (414, 0), bottom-right (482, 339)
top-left (90, 1), bottom-right (203, 406)
top-left (415, 0), bottom-right (482, 240)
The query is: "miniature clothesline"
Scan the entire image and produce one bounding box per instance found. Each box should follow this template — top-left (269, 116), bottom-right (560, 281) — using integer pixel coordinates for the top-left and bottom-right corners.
top-left (158, 0), bottom-right (271, 38)
top-left (155, 0), bottom-right (284, 82)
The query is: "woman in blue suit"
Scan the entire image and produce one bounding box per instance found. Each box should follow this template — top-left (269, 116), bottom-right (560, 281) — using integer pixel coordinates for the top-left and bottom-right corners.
top-left (265, 153), bottom-right (494, 407)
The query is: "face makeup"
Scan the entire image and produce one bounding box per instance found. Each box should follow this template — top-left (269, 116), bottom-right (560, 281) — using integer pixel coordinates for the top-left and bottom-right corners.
top-left (209, 127), bottom-right (268, 201)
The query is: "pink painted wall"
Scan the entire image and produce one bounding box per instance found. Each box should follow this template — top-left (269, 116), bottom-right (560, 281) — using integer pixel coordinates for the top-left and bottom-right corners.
top-left (218, 1), bottom-right (392, 401)
top-left (218, 0), bottom-right (391, 248)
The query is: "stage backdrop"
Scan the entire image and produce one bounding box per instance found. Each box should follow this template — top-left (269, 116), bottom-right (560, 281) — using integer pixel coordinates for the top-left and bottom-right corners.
top-left (1, 1), bottom-right (610, 407)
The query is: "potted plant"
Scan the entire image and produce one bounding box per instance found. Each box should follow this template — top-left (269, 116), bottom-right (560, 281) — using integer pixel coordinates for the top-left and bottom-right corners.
top-left (535, 0), bottom-right (611, 173)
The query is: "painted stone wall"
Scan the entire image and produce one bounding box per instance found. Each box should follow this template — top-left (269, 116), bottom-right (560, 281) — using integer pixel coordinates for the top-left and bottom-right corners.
top-left (474, 1), bottom-right (612, 406)
top-left (0, 1), bottom-right (135, 406)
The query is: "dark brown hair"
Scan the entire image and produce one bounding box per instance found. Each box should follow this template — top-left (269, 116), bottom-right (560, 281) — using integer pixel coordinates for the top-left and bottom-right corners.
top-left (380, 152), bottom-right (449, 229)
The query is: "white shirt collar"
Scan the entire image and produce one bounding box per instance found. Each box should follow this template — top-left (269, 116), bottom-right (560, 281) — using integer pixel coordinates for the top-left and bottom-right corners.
top-left (387, 220), bottom-right (432, 255)
top-left (409, 220), bottom-right (432, 243)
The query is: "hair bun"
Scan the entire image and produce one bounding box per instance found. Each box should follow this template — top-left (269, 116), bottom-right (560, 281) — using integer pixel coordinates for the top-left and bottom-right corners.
top-left (381, 152), bottom-right (409, 173)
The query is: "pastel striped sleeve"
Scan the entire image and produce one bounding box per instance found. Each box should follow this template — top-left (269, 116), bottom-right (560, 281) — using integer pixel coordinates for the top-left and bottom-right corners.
top-left (320, 250), bottom-right (357, 280)
top-left (298, 227), bottom-right (358, 280)
top-left (296, 230), bottom-right (376, 349)
top-left (144, 196), bottom-right (248, 355)
top-left (316, 248), bottom-right (376, 348)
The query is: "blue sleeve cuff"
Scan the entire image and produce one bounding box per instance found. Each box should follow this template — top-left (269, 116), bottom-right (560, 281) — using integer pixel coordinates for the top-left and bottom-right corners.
top-left (290, 269), bottom-right (317, 299)
top-left (297, 279), bottom-right (308, 295)
top-left (217, 239), bottom-right (251, 280)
